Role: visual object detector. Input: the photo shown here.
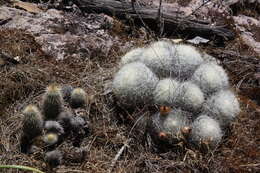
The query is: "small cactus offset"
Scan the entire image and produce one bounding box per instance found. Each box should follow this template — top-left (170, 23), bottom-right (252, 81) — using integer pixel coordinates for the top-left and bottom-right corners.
top-left (147, 106), bottom-right (191, 144)
top-left (191, 115), bottom-right (223, 148)
top-left (44, 150), bottom-right (63, 168)
top-left (22, 104), bottom-right (43, 139)
top-left (44, 120), bottom-right (64, 134)
top-left (61, 85), bottom-right (74, 102)
top-left (43, 133), bottom-right (59, 146)
top-left (42, 84), bottom-right (64, 120)
top-left (70, 88), bottom-right (87, 109)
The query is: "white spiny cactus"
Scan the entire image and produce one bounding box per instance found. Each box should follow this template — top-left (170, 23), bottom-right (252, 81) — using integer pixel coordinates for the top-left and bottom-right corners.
top-left (113, 62), bottom-right (159, 106)
top-left (120, 47), bottom-right (144, 66)
top-left (172, 44), bottom-right (204, 78)
top-left (139, 41), bottom-right (176, 77)
top-left (203, 90), bottom-right (240, 127)
top-left (191, 115), bottom-right (223, 147)
top-left (178, 81), bottom-right (205, 112)
top-left (191, 62), bottom-right (229, 95)
top-left (161, 109), bottom-right (191, 135)
top-left (153, 78), bottom-right (181, 106)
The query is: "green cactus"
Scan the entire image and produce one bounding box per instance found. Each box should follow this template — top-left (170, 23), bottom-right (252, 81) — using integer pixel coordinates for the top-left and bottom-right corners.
top-left (22, 104), bottom-right (43, 139)
top-left (42, 84), bottom-right (63, 120)
top-left (70, 88), bottom-right (86, 109)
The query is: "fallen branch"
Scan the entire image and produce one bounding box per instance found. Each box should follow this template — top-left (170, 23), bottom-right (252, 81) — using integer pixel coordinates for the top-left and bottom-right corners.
top-left (74, 0), bottom-right (235, 41)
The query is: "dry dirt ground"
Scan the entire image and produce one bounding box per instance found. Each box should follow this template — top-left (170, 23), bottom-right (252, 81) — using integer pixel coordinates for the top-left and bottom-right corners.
top-left (0, 1), bottom-right (259, 173)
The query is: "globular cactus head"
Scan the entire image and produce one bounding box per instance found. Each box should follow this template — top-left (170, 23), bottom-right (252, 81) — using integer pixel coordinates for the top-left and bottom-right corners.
top-left (70, 88), bottom-right (86, 109)
top-left (113, 62), bottom-right (159, 106)
top-left (139, 40), bottom-right (176, 77)
top-left (191, 115), bottom-right (223, 148)
top-left (148, 108), bottom-right (191, 144)
top-left (43, 133), bottom-right (59, 145)
top-left (44, 120), bottom-right (64, 134)
top-left (153, 78), bottom-right (180, 107)
top-left (191, 63), bottom-right (229, 95)
top-left (171, 44), bottom-right (204, 78)
top-left (161, 109), bottom-right (191, 136)
top-left (70, 116), bottom-right (86, 130)
top-left (203, 90), bottom-right (240, 128)
top-left (22, 104), bottom-right (43, 140)
top-left (178, 81), bottom-right (205, 112)
top-left (61, 85), bottom-right (74, 102)
top-left (44, 150), bottom-right (63, 168)
top-left (42, 84), bottom-right (64, 120)
top-left (58, 111), bottom-right (73, 133)
top-left (120, 47), bottom-right (144, 66)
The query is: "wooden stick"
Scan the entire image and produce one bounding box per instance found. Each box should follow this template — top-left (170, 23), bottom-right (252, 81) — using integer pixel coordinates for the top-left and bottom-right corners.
top-left (74, 0), bottom-right (235, 41)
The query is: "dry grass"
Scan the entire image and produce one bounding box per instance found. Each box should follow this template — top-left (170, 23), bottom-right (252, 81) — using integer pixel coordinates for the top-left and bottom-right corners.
top-left (0, 21), bottom-right (259, 173)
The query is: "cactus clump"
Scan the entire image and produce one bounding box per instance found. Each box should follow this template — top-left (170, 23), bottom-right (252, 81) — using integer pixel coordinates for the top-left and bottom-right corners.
top-left (113, 41), bottom-right (240, 150)
top-left (42, 84), bottom-right (64, 120)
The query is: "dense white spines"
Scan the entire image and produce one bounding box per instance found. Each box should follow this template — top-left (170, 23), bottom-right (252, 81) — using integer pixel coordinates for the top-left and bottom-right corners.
top-left (201, 52), bottom-right (219, 63)
top-left (172, 44), bottom-right (204, 78)
top-left (139, 41), bottom-right (176, 77)
top-left (203, 90), bottom-right (240, 127)
top-left (113, 62), bottom-right (159, 105)
top-left (178, 81), bottom-right (205, 112)
top-left (162, 109), bottom-right (190, 135)
top-left (114, 41), bottom-right (240, 148)
top-left (153, 78), bottom-right (180, 106)
top-left (191, 63), bottom-right (229, 95)
top-left (191, 115), bottom-right (223, 147)
top-left (120, 47), bottom-right (144, 66)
